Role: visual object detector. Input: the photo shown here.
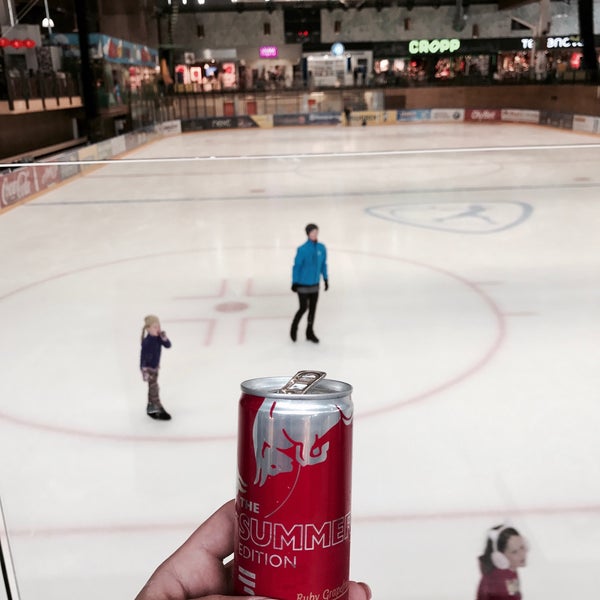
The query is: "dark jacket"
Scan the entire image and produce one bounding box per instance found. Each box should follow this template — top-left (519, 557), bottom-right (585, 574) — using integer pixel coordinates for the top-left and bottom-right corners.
top-left (140, 334), bottom-right (171, 369)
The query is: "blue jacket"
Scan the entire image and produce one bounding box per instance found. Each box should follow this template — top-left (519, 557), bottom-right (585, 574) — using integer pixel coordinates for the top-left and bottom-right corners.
top-left (292, 240), bottom-right (328, 286)
top-left (140, 334), bottom-right (171, 369)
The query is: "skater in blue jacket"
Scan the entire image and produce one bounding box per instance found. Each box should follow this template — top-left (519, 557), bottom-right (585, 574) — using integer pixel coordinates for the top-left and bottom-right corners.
top-left (290, 223), bottom-right (328, 343)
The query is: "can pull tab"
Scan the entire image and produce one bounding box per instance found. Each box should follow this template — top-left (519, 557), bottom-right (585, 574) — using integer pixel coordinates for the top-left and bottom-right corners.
top-left (279, 370), bottom-right (326, 394)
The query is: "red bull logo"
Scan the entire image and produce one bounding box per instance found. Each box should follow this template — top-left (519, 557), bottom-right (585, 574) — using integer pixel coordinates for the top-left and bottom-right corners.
top-left (250, 398), bottom-right (352, 488)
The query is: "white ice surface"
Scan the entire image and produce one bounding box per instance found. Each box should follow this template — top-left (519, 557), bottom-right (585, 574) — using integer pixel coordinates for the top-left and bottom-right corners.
top-left (0, 123), bottom-right (599, 599)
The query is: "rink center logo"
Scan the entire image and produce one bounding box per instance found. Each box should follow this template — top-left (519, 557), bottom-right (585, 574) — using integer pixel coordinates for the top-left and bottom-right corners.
top-left (366, 201), bottom-right (533, 234)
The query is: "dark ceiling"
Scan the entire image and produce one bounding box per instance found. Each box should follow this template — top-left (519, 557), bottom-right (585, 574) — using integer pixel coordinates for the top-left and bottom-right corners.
top-left (154, 0), bottom-right (505, 13)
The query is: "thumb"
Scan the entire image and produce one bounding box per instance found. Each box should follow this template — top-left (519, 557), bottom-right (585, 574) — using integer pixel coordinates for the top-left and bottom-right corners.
top-left (349, 581), bottom-right (372, 600)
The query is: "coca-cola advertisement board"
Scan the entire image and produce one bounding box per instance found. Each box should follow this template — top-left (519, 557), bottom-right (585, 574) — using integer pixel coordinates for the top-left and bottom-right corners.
top-left (465, 109), bottom-right (501, 122)
top-left (0, 167), bottom-right (37, 209)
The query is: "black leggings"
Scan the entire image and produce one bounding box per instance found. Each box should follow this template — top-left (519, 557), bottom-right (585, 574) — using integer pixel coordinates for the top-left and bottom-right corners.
top-left (293, 292), bottom-right (319, 328)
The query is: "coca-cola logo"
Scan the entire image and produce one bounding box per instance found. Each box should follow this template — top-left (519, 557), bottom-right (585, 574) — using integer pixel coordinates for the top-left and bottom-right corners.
top-left (470, 110), bottom-right (499, 121)
top-left (1, 169), bottom-right (35, 207)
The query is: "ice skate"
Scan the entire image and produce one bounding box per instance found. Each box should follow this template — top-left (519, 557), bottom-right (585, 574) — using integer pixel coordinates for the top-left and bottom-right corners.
top-left (306, 326), bottom-right (319, 343)
top-left (147, 402), bottom-right (172, 421)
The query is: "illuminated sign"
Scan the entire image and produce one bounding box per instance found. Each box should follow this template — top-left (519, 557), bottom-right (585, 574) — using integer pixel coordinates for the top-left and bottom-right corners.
top-left (331, 42), bottom-right (345, 56)
top-left (259, 45), bottom-right (278, 58)
top-left (408, 38), bottom-right (461, 54)
top-left (520, 36), bottom-right (583, 49)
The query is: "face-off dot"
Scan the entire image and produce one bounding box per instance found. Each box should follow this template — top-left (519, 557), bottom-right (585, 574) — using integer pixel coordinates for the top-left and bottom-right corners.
top-left (215, 301), bottom-right (249, 313)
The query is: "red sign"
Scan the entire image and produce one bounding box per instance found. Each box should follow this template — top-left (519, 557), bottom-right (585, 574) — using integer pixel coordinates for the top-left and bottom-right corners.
top-left (465, 109), bottom-right (501, 122)
top-left (0, 168), bottom-right (37, 208)
top-left (34, 164), bottom-right (60, 192)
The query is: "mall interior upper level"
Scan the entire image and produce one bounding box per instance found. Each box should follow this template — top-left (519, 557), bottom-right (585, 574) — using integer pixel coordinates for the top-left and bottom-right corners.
top-left (1, 0), bottom-right (599, 161)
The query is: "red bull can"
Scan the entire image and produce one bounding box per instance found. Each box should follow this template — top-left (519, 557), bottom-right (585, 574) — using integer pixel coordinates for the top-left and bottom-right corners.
top-left (234, 370), bottom-right (354, 600)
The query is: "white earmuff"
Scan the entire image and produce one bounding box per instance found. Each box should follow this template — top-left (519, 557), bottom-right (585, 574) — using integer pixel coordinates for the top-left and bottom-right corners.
top-left (488, 526), bottom-right (511, 570)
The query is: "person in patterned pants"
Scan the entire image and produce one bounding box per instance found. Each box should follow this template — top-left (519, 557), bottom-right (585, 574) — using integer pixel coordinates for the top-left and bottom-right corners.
top-left (140, 315), bottom-right (172, 420)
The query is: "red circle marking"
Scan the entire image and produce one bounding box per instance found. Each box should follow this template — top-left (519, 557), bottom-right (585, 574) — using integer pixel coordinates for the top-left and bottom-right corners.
top-left (0, 246), bottom-right (505, 443)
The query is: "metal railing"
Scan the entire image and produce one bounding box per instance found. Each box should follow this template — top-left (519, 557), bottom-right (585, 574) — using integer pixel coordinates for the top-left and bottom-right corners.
top-left (2, 71), bottom-right (80, 111)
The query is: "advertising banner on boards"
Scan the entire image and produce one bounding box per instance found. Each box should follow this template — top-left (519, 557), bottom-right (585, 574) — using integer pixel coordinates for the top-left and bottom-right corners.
top-left (572, 114), bottom-right (599, 133)
top-left (430, 108), bottom-right (465, 122)
top-left (77, 145), bottom-right (99, 171)
top-left (111, 136), bottom-right (127, 156)
top-left (465, 109), bottom-right (501, 122)
top-left (51, 149), bottom-right (81, 180)
top-left (539, 111), bottom-right (574, 130)
top-left (155, 120), bottom-right (182, 135)
top-left (273, 114), bottom-right (309, 127)
top-left (307, 112), bottom-right (342, 125)
top-left (397, 109), bottom-right (432, 122)
top-left (249, 114), bottom-right (274, 128)
top-left (0, 167), bottom-right (37, 209)
top-left (500, 109), bottom-right (540, 124)
top-left (34, 163), bottom-right (60, 193)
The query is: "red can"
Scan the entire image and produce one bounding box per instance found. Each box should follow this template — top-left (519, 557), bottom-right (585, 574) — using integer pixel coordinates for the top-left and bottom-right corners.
top-left (234, 371), bottom-right (354, 600)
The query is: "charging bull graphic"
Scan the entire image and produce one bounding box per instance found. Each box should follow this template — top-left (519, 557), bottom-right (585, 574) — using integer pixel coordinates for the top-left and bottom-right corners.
top-left (251, 399), bottom-right (353, 487)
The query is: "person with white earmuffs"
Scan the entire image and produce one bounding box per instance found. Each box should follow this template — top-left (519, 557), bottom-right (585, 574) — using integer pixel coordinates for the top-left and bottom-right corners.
top-left (476, 524), bottom-right (528, 600)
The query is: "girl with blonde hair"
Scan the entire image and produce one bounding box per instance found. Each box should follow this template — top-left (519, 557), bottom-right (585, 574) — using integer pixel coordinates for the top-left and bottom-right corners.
top-left (140, 315), bottom-right (172, 420)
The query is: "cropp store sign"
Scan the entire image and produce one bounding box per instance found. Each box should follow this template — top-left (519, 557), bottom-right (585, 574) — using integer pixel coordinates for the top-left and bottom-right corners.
top-left (409, 38), bottom-right (461, 54)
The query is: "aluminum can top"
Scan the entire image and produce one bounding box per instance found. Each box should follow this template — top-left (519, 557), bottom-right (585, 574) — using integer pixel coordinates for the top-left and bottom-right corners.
top-left (241, 375), bottom-right (352, 401)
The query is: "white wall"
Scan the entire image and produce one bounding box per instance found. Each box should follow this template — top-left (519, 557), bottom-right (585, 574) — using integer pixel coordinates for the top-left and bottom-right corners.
top-left (163, 1), bottom-right (598, 54)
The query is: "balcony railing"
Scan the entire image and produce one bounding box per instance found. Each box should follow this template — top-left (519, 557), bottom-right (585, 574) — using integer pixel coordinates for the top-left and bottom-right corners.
top-left (2, 71), bottom-right (81, 111)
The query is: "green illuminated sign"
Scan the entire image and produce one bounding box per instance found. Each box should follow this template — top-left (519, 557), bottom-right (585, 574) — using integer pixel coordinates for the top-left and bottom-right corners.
top-left (408, 38), bottom-right (461, 54)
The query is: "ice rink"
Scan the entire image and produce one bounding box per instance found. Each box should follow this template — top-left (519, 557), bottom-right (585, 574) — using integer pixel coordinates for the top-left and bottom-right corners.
top-left (1, 122), bottom-right (599, 599)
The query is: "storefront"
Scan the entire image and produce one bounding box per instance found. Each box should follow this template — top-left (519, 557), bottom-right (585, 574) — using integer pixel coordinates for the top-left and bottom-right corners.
top-left (237, 44), bottom-right (303, 90)
top-left (375, 38), bottom-right (494, 84)
top-left (302, 44), bottom-right (373, 88)
top-left (499, 35), bottom-right (587, 81)
top-left (53, 33), bottom-right (158, 107)
top-left (174, 58), bottom-right (238, 92)
top-left (373, 34), bottom-right (597, 85)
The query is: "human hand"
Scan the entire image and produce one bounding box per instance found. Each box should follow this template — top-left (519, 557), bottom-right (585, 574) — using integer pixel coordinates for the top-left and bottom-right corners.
top-left (324, 279), bottom-right (329, 291)
top-left (291, 283), bottom-right (298, 292)
top-left (135, 500), bottom-right (372, 600)
top-left (160, 331), bottom-right (168, 340)
top-left (141, 368), bottom-right (150, 382)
